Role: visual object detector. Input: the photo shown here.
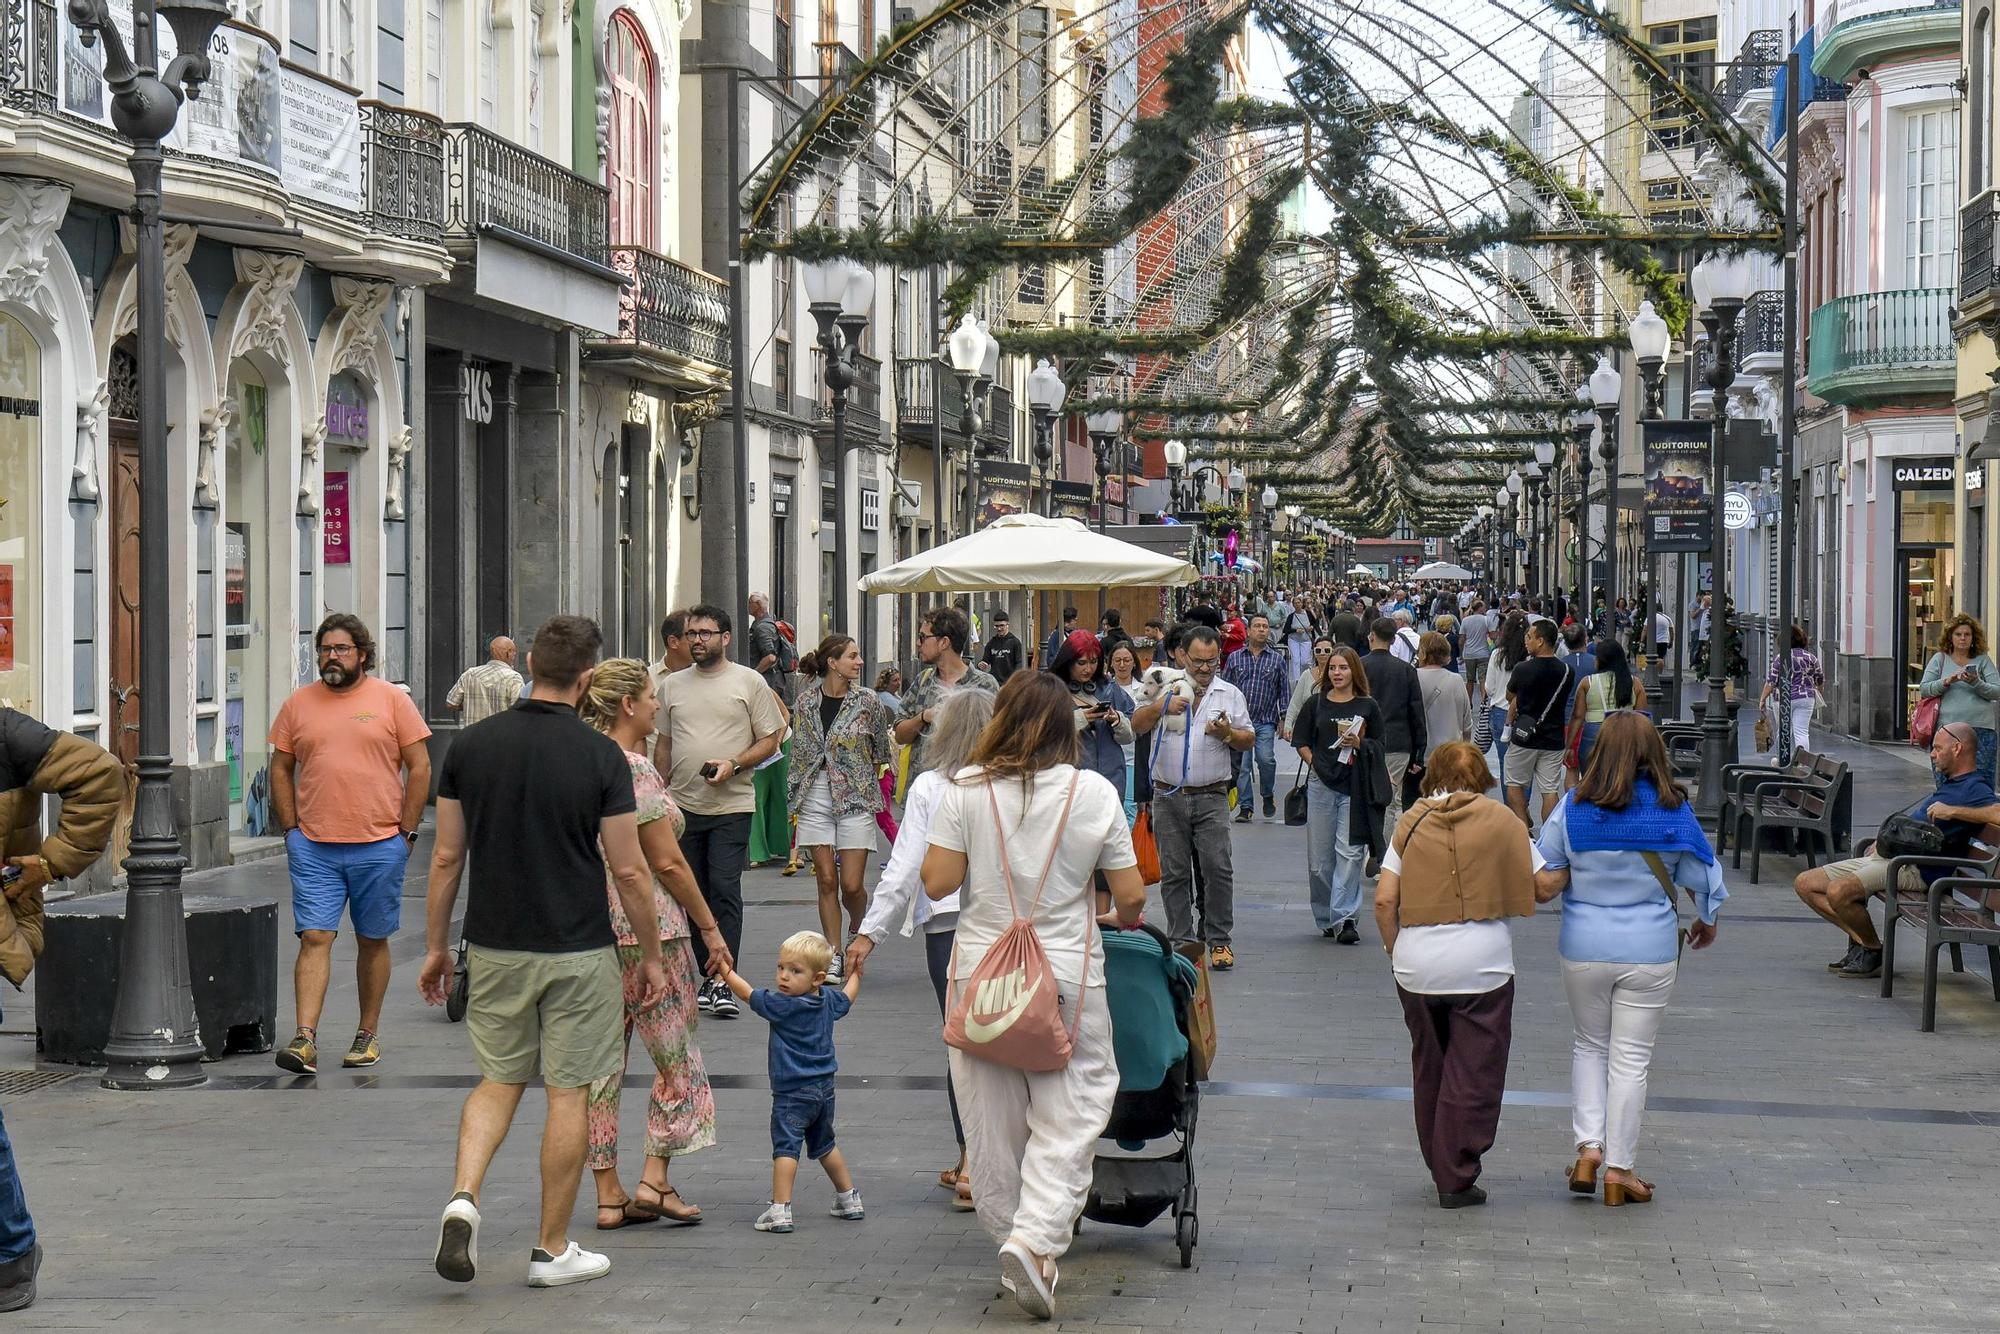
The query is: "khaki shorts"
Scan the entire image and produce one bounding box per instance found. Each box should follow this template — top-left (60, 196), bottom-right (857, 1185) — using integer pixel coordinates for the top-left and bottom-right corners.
top-left (465, 945), bottom-right (623, 1087)
top-left (1504, 744), bottom-right (1566, 794)
top-left (1820, 855), bottom-right (1923, 896)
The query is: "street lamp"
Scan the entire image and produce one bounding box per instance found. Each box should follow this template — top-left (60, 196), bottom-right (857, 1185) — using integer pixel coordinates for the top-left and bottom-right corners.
top-left (1591, 353), bottom-right (1623, 620)
top-left (1027, 357), bottom-right (1066, 516)
top-left (1086, 406), bottom-right (1123, 534)
top-left (1690, 248), bottom-right (1753, 820)
top-left (945, 313), bottom-right (1000, 531)
top-left (1630, 299), bottom-right (1671, 421)
top-left (1163, 437), bottom-right (1188, 511)
top-left (805, 257), bottom-right (874, 639)
top-left (67, 0), bottom-right (234, 1092)
top-left (1524, 460), bottom-right (1547, 597)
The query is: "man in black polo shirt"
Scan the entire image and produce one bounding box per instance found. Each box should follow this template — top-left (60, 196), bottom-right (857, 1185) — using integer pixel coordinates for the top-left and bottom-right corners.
top-left (420, 615), bottom-right (664, 1290)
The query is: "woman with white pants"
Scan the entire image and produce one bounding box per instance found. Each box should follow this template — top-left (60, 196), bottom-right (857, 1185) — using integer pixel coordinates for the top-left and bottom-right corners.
top-left (922, 672), bottom-right (1147, 1321)
top-left (1534, 712), bottom-right (1726, 1206)
top-left (1756, 622), bottom-right (1825, 760)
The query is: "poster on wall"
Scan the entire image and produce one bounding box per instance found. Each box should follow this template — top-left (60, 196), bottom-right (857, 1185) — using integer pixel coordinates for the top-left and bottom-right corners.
top-left (323, 472), bottom-right (350, 565)
top-left (224, 521), bottom-right (250, 640)
top-left (1642, 420), bottom-right (1712, 553)
top-left (0, 565), bottom-right (11, 671)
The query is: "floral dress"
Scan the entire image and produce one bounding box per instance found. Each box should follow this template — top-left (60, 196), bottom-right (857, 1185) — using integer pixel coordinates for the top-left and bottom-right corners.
top-left (586, 751), bottom-right (716, 1170)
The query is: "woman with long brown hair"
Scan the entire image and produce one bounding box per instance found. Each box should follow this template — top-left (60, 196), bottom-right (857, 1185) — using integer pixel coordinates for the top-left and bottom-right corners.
top-left (1294, 645), bottom-right (1391, 942)
top-left (787, 634), bottom-right (895, 976)
top-left (1915, 613), bottom-right (1999, 783)
top-left (1534, 712), bottom-right (1726, 1206)
top-left (1373, 741), bottom-right (1535, 1208)
top-left (920, 671), bottom-right (1146, 1320)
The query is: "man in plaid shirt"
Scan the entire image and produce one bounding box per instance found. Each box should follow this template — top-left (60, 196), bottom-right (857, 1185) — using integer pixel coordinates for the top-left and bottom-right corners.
top-left (1224, 614), bottom-right (1290, 823)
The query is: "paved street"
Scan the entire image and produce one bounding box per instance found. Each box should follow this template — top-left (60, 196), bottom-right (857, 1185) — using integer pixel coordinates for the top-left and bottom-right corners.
top-left (6, 728), bottom-right (1999, 1331)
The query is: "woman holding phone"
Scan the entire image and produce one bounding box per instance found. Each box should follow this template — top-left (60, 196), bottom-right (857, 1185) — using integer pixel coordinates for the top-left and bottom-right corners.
top-left (1916, 614), bottom-right (2000, 783)
top-left (1048, 629), bottom-right (1135, 800)
top-left (1295, 644), bottom-right (1392, 943)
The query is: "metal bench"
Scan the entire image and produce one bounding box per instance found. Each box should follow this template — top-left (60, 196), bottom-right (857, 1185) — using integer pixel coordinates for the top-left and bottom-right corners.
top-left (1877, 824), bottom-right (2000, 1031)
top-left (1716, 751), bottom-right (1818, 857)
top-left (1730, 759), bottom-right (1849, 884)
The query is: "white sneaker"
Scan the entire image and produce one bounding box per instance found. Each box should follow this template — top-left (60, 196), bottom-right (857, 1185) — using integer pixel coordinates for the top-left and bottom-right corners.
top-left (829, 1188), bottom-right (864, 1220)
top-left (826, 952), bottom-right (844, 982)
top-left (754, 1201), bottom-right (794, 1233)
top-left (434, 1194), bottom-right (479, 1283)
top-left (709, 985), bottom-right (740, 1019)
top-left (998, 1238), bottom-right (1056, 1320)
top-left (697, 981), bottom-right (717, 1014)
top-left (525, 1240), bottom-right (611, 1288)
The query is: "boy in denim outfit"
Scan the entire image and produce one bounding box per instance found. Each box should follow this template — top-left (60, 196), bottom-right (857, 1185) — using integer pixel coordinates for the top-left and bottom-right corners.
top-left (722, 930), bottom-right (864, 1233)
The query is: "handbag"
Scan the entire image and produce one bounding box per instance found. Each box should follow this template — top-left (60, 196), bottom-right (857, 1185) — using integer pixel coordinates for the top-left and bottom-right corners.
top-left (1511, 661), bottom-right (1571, 747)
top-left (1910, 693), bottom-right (1942, 749)
top-left (1131, 807), bottom-right (1163, 885)
top-left (943, 774), bottom-right (1091, 1073)
top-left (1875, 812), bottom-right (1946, 859)
top-left (1283, 759), bottom-right (1309, 826)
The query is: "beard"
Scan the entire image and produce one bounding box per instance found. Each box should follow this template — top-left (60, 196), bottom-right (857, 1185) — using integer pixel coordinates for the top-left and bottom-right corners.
top-left (321, 662), bottom-right (355, 688)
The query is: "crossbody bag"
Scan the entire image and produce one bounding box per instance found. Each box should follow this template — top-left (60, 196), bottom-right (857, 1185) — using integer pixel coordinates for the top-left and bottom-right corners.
top-left (1511, 661), bottom-right (1572, 747)
top-left (1640, 851), bottom-right (1690, 961)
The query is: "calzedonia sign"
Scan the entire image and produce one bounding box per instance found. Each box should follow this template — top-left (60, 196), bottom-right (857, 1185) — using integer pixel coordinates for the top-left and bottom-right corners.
top-left (1892, 461), bottom-right (1956, 489)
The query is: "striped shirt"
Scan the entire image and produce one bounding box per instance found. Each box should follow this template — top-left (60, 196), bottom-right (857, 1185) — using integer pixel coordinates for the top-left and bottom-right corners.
top-left (445, 659), bottom-right (525, 728)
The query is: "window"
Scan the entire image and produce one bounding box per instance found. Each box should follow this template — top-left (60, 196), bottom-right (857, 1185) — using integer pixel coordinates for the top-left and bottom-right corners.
top-left (774, 338), bottom-right (792, 413)
top-left (1018, 7), bottom-right (1048, 144)
top-left (1905, 107), bottom-right (1959, 288)
top-left (421, 0), bottom-right (443, 112)
top-left (818, 0), bottom-right (838, 80)
top-left (376, 0), bottom-right (405, 100)
top-left (1644, 179), bottom-right (1703, 282)
top-left (528, 0), bottom-right (549, 153)
top-left (479, 0), bottom-right (498, 125)
top-left (288, 0), bottom-right (319, 67)
top-left (607, 11), bottom-right (656, 245)
top-left (1644, 20), bottom-right (1715, 152)
top-left (774, 0), bottom-right (792, 88)
top-left (328, 0), bottom-right (357, 83)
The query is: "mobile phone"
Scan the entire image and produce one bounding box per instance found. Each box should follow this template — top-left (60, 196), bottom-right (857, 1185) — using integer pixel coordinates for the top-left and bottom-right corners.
top-left (0, 867), bottom-right (19, 887)
top-left (699, 761), bottom-right (721, 779)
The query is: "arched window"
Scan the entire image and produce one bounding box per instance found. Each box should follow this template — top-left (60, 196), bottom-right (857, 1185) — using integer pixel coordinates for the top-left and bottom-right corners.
top-left (607, 12), bottom-right (657, 247)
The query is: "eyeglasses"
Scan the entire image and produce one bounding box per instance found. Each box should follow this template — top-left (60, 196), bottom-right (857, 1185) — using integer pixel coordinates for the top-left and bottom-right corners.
top-left (918, 631), bottom-right (944, 642)
top-left (684, 629), bottom-right (724, 640)
top-left (317, 644), bottom-right (359, 659)
top-left (1313, 646), bottom-right (1333, 656)
top-left (1185, 656), bottom-right (1220, 671)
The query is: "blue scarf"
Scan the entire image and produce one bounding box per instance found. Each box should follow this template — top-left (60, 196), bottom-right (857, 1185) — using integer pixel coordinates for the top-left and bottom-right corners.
top-left (1563, 779), bottom-right (1715, 865)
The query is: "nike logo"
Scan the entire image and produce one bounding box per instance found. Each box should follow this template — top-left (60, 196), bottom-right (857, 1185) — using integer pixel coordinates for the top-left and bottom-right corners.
top-left (962, 968), bottom-right (1041, 1043)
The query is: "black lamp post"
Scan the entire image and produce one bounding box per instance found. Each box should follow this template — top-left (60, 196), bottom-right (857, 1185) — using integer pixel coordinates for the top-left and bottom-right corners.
top-left (68, 0), bottom-right (233, 1091)
top-left (805, 259), bottom-right (874, 637)
top-left (1087, 407), bottom-right (1123, 535)
top-left (1525, 462), bottom-right (1547, 597)
top-left (1027, 358), bottom-right (1067, 517)
top-left (1691, 251), bottom-right (1752, 821)
top-left (1591, 353), bottom-right (1624, 622)
top-left (945, 314), bottom-right (1000, 533)
top-left (1630, 299), bottom-right (1672, 691)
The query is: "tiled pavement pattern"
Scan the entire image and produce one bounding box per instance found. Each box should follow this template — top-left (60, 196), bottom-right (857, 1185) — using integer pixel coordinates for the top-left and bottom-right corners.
top-left (7, 723), bottom-right (2000, 1331)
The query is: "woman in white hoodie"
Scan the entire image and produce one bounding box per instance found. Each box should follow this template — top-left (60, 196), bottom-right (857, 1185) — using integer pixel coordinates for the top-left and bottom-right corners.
top-left (843, 687), bottom-right (995, 1210)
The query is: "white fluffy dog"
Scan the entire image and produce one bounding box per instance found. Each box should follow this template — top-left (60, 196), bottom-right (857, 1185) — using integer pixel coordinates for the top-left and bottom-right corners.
top-left (1129, 665), bottom-right (1196, 734)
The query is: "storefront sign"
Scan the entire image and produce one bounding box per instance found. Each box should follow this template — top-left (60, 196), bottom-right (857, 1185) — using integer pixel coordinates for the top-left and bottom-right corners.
top-left (224, 522), bottom-right (251, 638)
top-left (1723, 489), bottom-right (1753, 530)
top-left (58, 9), bottom-right (363, 210)
top-left (323, 472), bottom-right (350, 565)
top-left (1892, 461), bottom-right (1956, 489)
top-left (1642, 420), bottom-right (1713, 553)
top-left (461, 364), bottom-right (495, 424)
top-left (325, 373), bottom-right (370, 447)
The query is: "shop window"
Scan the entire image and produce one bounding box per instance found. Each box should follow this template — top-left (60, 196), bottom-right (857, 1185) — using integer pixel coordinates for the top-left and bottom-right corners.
top-left (0, 313), bottom-right (40, 716)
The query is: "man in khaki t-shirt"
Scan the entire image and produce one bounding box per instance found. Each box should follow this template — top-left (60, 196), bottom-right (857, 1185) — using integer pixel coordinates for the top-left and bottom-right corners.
top-left (658, 605), bottom-right (786, 1016)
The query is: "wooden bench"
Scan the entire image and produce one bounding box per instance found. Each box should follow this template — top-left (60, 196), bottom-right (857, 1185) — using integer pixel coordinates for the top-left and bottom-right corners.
top-left (1729, 758), bottom-right (1849, 884)
top-left (1716, 751), bottom-right (1818, 857)
top-left (1877, 821), bottom-right (2000, 1031)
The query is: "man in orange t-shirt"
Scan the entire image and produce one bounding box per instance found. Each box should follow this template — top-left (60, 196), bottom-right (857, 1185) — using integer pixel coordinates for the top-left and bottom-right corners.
top-left (268, 613), bottom-right (432, 1075)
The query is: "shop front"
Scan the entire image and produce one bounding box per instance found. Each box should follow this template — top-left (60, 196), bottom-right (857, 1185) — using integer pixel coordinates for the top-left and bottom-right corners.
top-left (1892, 458), bottom-right (1958, 737)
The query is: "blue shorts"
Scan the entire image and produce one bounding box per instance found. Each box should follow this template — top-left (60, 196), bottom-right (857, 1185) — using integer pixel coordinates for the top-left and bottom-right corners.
top-left (286, 830), bottom-right (409, 938)
top-left (770, 1078), bottom-right (836, 1160)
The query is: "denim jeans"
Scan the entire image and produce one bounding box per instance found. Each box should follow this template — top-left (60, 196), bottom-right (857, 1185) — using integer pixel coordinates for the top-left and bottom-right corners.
top-left (0, 1105), bottom-right (33, 1263)
top-left (1306, 777), bottom-right (1366, 929)
top-left (1236, 722), bottom-right (1278, 806)
top-left (1488, 703), bottom-right (1510, 777)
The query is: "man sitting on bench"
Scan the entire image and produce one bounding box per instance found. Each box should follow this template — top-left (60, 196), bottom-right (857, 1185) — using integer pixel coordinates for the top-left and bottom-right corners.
top-left (1794, 723), bottom-right (2000, 979)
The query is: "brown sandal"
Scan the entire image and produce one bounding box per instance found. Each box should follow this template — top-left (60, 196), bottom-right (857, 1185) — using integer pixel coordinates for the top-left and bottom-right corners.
top-left (938, 1167), bottom-right (965, 1190)
top-left (595, 1197), bottom-right (660, 1230)
top-left (632, 1181), bottom-right (703, 1224)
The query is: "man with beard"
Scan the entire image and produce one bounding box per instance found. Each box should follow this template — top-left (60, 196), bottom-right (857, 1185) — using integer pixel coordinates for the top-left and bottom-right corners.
top-left (978, 612), bottom-right (1024, 684)
top-left (269, 613), bottom-right (432, 1073)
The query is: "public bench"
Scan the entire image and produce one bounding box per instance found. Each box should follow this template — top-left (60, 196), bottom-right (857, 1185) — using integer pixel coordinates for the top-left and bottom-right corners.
top-left (1876, 821), bottom-right (2000, 1031)
top-left (1727, 757), bottom-right (1850, 884)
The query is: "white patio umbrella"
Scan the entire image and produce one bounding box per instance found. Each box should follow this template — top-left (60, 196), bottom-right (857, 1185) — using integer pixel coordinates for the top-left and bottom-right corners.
top-left (858, 513), bottom-right (1198, 593)
top-left (1347, 565), bottom-right (1375, 576)
top-left (1413, 560), bottom-right (1476, 581)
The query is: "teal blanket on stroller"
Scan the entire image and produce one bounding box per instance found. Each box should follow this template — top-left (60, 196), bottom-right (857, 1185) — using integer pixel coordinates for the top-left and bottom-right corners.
top-left (1102, 929), bottom-right (1196, 1093)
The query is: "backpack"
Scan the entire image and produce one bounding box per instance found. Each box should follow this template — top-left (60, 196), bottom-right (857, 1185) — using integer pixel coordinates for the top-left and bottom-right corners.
top-left (769, 619), bottom-right (797, 674)
top-left (943, 772), bottom-right (1092, 1073)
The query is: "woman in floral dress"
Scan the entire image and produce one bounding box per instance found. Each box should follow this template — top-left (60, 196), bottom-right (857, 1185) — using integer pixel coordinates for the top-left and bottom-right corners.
top-left (580, 658), bottom-right (731, 1228)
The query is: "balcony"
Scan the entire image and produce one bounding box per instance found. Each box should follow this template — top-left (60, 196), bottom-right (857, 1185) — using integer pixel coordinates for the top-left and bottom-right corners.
top-left (442, 123), bottom-right (618, 330)
top-left (1, 0), bottom-right (55, 111)
top-left (584, 247), bottom-right (730, 392)
top-left (1738, 290), bottom-right (1787, 375)
top-left (1813, 0), bottom-right (1961, 85)
top-left (1722, 29), bottom-right (1783, 113)
top-left (893, 359), bottom-right (1016, 455)
top-left (360, 104), bottom-right (446, 246)
top-left (1961, 191), bottom-right (2000, 313)
top-left (1805, 288), bottom-right (1955, 406)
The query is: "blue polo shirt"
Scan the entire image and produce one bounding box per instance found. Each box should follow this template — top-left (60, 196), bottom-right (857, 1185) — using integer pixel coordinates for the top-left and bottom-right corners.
top-left (1908, 771), bottom-right (2000, 883)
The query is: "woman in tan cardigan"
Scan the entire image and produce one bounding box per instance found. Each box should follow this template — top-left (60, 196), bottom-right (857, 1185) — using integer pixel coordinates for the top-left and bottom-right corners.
top-left (1373, 740), bottom-right (1537, 1208)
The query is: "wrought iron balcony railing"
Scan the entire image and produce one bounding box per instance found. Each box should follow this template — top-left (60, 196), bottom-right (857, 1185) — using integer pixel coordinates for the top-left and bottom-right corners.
top-left (1722, 29), bottom-right (1782, 112)
top-left (1962, 190), bottom-right (1999, 308)
top-left (443, 123), bottom-right (611, 270)
top-left (817, 352), bottom-right (883, 438)
top-left (609, 247), bottom-right (729, 367)
top-left (1, 0), bottom-right (55, 110)
top-left (1741, 290), bottom-right (1786, 360)
top-left (894, 360), bottom-right (1017, 454)
top-left (360, 103), bottom-right (446, 245)
top-left (1805, 288), bottom-right (1955, 404)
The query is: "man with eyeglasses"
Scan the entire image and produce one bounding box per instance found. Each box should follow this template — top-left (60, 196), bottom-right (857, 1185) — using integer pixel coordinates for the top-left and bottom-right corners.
top-left (1133, 624), bottom-right (1253, 970)
top-left (269, 613), bottom-right (432, 1074)
top-left (894, 606), bottom-right (998, 776)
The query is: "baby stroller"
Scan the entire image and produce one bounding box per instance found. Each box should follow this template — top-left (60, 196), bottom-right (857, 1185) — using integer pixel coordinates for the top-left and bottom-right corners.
top-left (1082, 923), bottom-right (1203, 1267)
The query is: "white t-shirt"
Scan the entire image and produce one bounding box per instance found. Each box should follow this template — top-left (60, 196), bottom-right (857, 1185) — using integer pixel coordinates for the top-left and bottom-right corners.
top-left (927, 764), bottom-right (1136, 988)
top-left (1653, 611), bottom-right (1673, 645)
top-left (1381, 796), bottom-right (1545, 995)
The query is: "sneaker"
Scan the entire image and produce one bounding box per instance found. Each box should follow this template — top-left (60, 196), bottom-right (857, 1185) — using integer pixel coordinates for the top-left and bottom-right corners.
top-left (826, 952), bottom-right (844, 983)
top-left (1322, 926), bottom-right (1339, 939)
top-left (710, 985), bottom-right (740, 1019)
top-left (342, 1029), bottom-right (380, 1068)
top-left (1262, 796), bottom-right (1276, 819)
top-left (1233, 805), bottom-right (1252, 824)
top-left (754, 1202), bottom-right (794, 1233)
top-left (434, 1193), bottom-right (479, 1283)
top-left (697, 980), bottom-right (718, 1014)
top-left (1828, 942), bottom-right (1864, 971)
top-left (1838, 947), bottom-right (1884, 979)
top-left (525, 1240), bottom-right (610, 1288)
top-left (275, 1028), bottom-right (317, 1075)
top-left (829, 1188), bottom-right (864, 1220)
top-left (1337, 919), bottom-right (1361, 945)
top-left (1208, 944), bottom-right (1234, 971)
top-left (998, 1238), bottom-right (1057, 1320)
top-left (0, 1244), bottom-right (40, 1313)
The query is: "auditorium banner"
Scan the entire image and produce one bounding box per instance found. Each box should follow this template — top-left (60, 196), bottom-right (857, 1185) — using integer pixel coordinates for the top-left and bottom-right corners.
top-left (1641, 419), bottom-right (1712, 553)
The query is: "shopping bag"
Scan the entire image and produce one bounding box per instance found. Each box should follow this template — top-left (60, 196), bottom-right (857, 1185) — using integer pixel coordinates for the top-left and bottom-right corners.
top-left (1171, 939), bottom-right (1218, 1080)
top-left (1131, 808), bottom-right (1163, 886)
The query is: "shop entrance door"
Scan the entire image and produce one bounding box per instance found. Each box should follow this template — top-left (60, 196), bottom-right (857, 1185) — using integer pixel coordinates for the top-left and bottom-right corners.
top-left (108, 424), bottom-right (141, 767)
top-left (1893, 479), bottom-right (1957, 738)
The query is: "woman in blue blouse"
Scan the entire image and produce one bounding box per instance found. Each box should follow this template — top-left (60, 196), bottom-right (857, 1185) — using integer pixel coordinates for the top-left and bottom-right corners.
top-left (1534, 712), bottom-right (1726, 1207)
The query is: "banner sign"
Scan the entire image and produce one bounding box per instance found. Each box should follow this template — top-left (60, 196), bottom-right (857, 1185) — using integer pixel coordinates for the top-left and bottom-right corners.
top-left (1642, 419), bottom-right (1712, 553)
top-left (323, 472), bottom-right (350, 565)
top-left (60, 8), bottom-right (362, 211)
